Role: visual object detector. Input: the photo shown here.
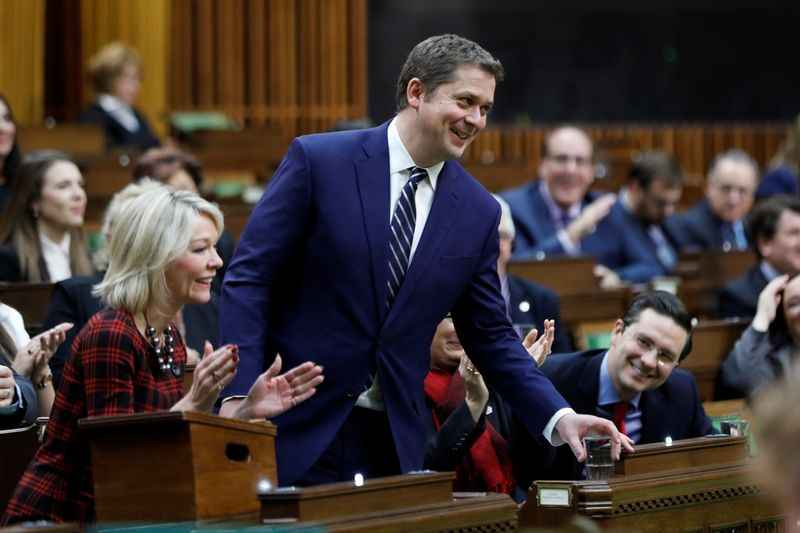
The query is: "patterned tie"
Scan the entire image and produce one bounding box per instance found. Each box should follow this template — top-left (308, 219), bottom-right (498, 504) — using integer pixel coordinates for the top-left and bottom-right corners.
top-left (613, 401), bottom-right (630, 435)
top-left (386, 167), bottom-right (428, 310)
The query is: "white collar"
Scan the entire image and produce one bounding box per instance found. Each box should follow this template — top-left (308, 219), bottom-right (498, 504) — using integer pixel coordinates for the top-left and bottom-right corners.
top-left (387, 118), bottom-right (443, 189)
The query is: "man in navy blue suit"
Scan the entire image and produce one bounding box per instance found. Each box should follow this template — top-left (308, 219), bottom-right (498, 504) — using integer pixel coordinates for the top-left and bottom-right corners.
top-left (500, 127), bottom-right (661, 287)
top-left (539, 291), bottom-right (714, 480)
top-left (218, 34), bottom-right (631, 486)
top-left (668, 149), bottom-right (758, 252)
top-left (613, 151), bottom-right (684, 279)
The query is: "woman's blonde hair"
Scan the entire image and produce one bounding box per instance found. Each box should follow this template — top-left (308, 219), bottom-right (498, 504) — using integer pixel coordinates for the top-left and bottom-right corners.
top-left (89, 42), bottom-right (141, 94)
top-left (94, 186), bottom-right (223, 314)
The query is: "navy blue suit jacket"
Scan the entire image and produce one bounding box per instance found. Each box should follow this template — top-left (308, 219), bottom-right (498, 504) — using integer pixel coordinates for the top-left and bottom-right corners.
top-left (718, 265), bottom-right (767, 320)
top-left (500, 182), bottom-right (661, 283)
top-left (220, 122), bottom-right (569, 485)
top-left (539, 349), bottom-right (713, 480)
top-left (507, 274), bottom-right (572, 353)
top-left (668, 198), bottom-right (749, 252)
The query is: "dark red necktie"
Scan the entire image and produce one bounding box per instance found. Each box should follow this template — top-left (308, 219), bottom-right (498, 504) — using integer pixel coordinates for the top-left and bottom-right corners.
top-left (613, 401), bottom-right (630, 435)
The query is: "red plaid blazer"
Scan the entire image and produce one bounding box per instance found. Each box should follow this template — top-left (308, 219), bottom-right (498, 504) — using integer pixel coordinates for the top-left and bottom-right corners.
top-left (3, 308), bottom-right (186, 525)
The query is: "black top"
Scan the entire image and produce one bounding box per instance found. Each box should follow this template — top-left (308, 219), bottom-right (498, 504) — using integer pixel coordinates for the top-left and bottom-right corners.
top-left (76, 101), bottom-right (160, 152)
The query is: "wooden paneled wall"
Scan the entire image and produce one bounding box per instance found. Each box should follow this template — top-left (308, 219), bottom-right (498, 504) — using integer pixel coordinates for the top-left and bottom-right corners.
top-left (463, 123), bottom-right (792, 189)
top-left (0, 0), bottom-right (46, 126)
top-left (169, 0), bottom-right (368, 137)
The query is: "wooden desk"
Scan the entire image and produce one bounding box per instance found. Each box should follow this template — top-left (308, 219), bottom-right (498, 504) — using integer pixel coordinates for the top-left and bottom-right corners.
top-left (682, 318), bottom-right (749, 401)
top-left (18, 125), bottom-right (104, 155)
top-left (521, 463), bottom-right (782, 532)
top-left (677, 250), bottom-right (756, 283)
top-left (81, 411), bottom-right (277, 522)
top-left (0, 423), bottom-right (40, 513)
top-left (0, 282), bottom-right (54, 335)
top-left (508, 257), bottom-right (598, 293)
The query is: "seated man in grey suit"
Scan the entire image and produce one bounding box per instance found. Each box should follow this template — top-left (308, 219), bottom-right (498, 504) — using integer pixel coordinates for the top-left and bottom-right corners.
top-left (501, 126), bottom-right (660, 287)
top-left (668, 149), bottom-right (758, 252)
top-left (719, 195), bottom-right (800, 319)
top-left (539, 290), bottom-right (714, 479)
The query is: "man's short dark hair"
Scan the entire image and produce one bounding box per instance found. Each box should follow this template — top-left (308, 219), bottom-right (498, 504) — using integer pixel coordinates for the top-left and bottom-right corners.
top-left (750, 195), bottom-right (800, 259)
top-left (395, 34), bottom-right (504, 112)
top-left (620, 290), bottom-right (693, 360)
top-left (629, 150), bottom-right (683, 190)
top-left (541, 125), bottom-right (594, 159)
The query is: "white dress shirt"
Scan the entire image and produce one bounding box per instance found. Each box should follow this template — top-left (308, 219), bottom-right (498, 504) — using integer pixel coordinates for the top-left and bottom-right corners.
top-left (39, 232), bottom-right (72, 282)
top-left (97, 93), bottom-right (140, 133)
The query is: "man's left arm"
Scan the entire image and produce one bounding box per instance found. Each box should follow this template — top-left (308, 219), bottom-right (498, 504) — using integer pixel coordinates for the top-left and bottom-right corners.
top-left (450, 205), bottom-right (631, 460)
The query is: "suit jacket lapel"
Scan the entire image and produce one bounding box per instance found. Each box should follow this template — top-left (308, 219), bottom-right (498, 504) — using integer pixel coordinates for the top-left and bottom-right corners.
top-left (355, 125), bottom-right (392, 324)
top-left (576, 352), bottom-right (604, 415)
top-left (385, 161), bottom-right (461, 323)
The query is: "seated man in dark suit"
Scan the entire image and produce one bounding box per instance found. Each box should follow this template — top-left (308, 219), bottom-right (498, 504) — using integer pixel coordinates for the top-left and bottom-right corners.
top-left (501, 126), bottom-right (660, 287)
top-left (539, 290), bottom-right (714, 479)
top-left (495, 195), bottom-right (572, 353)
top-left (719, 195), bottom-right (800, 319)
top-left (668, 149), bottom-right (757, 252)
top-left (614, 151), bottom-right (683, 278)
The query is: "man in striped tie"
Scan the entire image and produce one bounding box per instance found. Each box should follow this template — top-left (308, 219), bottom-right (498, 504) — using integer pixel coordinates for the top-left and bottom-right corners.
top-left (219, 34), bottom-right (632, 486)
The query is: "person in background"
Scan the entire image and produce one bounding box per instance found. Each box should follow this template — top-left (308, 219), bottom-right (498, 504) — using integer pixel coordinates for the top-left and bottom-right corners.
top-left (494, 195), bottom-right (572, 352)
top-left (0, 298), bottom-right (71, 419)
top-left (719, 274), bottom-right (800, 399)
top-left (76, 42), bottom-right (160, 152)
top-left (424, 315), bottom-right (553, 502)
top-left (3, 186), bottom-right (323, 525)
top-left (539, 290), bottom-right (713, 480)
top-left (668, 149), bottom-right (758, 252)
top-left (0, 151), bottom-right (92, 283)
top-left (718, 195), bottom-right (800, 319)
top-left (132, 147), bottom-right (235, 289)
top-left (614, 151), bottom-right (684, 278)
top-left (500, 126), bottom-right (660, 287)
top-left (0, 94), bottom-right (22, 212)
top-left (752, 363), bottom-right (800, 527)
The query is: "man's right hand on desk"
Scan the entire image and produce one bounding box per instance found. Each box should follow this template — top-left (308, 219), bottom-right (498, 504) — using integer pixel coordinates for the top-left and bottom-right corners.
top-left (555, 412), bottom-right (635, 462)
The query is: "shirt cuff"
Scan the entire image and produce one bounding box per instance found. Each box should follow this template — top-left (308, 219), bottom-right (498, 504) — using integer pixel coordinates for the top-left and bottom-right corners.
top-left (0, 384), bottom-right (23, 416)
top-left (542, 407), bottom-right (576, 446)
top-left (220, 395), bottom-right (246, 405)
top-left (557, 229), bottom-right (580, 256)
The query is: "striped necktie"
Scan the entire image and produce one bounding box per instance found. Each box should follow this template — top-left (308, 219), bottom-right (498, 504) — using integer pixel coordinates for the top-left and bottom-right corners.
top-left (386, 167), bottom-right (428, 309)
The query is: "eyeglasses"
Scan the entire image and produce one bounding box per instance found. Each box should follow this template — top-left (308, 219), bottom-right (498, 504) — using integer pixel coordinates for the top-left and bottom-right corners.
top-left (546, 154), bottom-right (592, 169)
top-left (630, 332), bottom-right (679, 369)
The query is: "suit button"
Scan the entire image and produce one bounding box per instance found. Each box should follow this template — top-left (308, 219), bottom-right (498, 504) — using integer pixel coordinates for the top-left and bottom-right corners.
top-left (346, 388), bottom-right (358, 398)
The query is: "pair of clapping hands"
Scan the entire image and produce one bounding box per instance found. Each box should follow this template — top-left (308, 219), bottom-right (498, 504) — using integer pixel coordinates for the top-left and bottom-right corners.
top-left (12, 322), bottom-right (73, 384)
top-left (175, 342), bottom-right (325, 420)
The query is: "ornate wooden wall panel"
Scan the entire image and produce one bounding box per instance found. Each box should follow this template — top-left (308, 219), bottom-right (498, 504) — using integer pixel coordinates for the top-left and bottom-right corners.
top-left (79, 0), bottom-right (170, 136)
top-left (169, 0), bottom-right (368, 137)
top-left (0, 0), bottom-right (46, 126)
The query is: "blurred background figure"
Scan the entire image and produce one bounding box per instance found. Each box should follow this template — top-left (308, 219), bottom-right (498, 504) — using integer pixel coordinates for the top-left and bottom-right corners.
top-left (132, 147), bottom-right (235, 290)
top-left (0, 151), bottom-right (92, 283)
top-left (615, 150), bottom-right (684, 277)
top-left (76, 42), bottom-right (160, 152)
top-left (494, 195), bottom-right (572, 353)
top-left (752, 363), bottom-right (800, 527)
top-left (669, 149), bottom-right (758, 252)
top-left (719, 274), bottom-right (800, 399)
top-left (0, 94), bottom-right (22, 213)
top-left (757, 113), bottom-right (800, 201)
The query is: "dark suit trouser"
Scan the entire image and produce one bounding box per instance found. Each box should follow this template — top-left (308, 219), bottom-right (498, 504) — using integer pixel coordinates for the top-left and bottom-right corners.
top-left (295, 406), bottom-right (401, 486)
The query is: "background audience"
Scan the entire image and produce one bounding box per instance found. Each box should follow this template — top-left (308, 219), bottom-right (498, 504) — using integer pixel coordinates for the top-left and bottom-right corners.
top-left (76, 42), bottom-right (160, 152)
top-left (669, 149), bottom-right (758, 252)
top-left (0, 151), bottom-right (92, 283)
top-left (501, 126), bottom-right (660, 287)
top-left (719, 195), bottom-right (800, 318)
